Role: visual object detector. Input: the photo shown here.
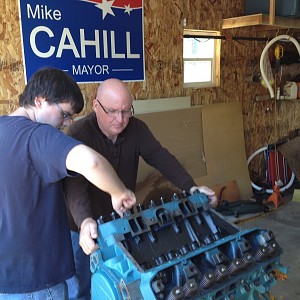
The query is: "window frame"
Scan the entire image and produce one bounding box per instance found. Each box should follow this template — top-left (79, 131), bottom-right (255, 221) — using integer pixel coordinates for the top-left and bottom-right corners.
top-left (183, 29), bottom-right (221, 88)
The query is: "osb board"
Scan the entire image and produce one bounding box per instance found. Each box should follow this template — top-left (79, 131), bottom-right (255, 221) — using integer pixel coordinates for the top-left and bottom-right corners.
top-left (135, 107), bottom-right (207, 202)
top-left (195, 102), bottom-right (253, 200)
top-left (0, 0), bottom-right (24, 113)
top-left (1, 0), bottom-right (300, 186)
top-left (0, 0), bottom-right (245, 108)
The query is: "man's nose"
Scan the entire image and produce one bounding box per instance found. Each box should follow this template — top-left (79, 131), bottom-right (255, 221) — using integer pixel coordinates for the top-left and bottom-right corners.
top-left (115, 111), bottom-right (124, 121)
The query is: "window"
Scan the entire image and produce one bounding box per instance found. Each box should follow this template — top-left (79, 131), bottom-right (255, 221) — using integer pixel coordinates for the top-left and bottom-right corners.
top-left (183, 29), bottom-right (220, 88)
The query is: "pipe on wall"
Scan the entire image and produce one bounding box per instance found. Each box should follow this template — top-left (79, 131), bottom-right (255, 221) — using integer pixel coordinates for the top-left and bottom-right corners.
top-left (260, 35), bottom-right (300, 99)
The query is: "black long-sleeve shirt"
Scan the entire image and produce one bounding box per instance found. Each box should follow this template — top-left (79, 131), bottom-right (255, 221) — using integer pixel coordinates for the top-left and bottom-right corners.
top-left (64, 112), bottom-right (196, 231)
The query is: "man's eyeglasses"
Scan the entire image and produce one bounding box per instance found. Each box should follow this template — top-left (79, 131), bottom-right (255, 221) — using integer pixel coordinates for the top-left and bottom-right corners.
top-left (54, 102), bottom-right (74, 121)
top-left (96, 99), bottom-right (134, 118)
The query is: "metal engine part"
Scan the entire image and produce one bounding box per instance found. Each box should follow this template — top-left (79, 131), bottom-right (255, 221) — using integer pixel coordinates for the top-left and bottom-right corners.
top-left (90, 191), bottom-right (287, 300)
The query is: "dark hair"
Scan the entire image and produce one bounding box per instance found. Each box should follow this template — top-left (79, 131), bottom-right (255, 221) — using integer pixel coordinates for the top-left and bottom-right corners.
top-left (19, 67), bottom-right (84, 113)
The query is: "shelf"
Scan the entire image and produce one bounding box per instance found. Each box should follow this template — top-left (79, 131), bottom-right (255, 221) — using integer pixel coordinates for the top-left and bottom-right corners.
top-left (255, 95), bottom-right (300, 101)
top-left (222, 14), bottom-right (300, 30)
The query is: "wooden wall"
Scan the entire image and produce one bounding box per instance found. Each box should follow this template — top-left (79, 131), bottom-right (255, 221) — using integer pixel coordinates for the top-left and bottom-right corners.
top-left (1, 0), bottom-right (300, 182)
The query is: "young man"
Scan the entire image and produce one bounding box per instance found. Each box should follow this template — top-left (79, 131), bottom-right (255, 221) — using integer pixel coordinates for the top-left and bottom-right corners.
top-left (0, 69), bottom-right (136, 299)
top-left (64, 78), bottom-right (218, 299)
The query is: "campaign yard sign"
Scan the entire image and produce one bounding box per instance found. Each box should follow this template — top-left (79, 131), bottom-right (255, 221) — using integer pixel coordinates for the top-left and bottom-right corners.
top-left (18, 0), bottom-right (145, 83)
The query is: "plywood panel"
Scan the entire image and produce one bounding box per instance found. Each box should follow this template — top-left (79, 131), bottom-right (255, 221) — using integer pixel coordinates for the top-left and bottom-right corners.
top-left (133, 96), bottom-right (190, 114)
top-left (196, 102), bottom-right (253, 200)
top-left (136, 107), bottom-right (207, 184)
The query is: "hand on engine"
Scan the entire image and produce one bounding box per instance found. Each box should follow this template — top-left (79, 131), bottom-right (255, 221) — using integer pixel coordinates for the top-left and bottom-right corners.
top-left (189, 186), bottom-right (218, 208)
top-left (79, 217), bottom-right (99, 255)
top-left (111, 188), bottom-right (136, 217)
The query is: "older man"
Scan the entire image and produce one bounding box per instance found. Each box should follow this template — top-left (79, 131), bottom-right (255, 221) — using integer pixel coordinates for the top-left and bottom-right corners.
top-left (64, 78), bottom-right (217, 299)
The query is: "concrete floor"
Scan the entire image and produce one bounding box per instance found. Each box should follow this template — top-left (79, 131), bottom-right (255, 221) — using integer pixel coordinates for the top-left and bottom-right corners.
top-left (237, 199), bottom-right (300, 299)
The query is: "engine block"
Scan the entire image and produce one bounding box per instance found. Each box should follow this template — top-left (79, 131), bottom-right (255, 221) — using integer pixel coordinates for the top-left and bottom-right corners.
top-left (90, 192), bottom-right (286, 300)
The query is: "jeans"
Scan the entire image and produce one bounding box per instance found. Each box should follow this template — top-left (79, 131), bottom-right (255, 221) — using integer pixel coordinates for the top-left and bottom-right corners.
top-left (67, 231), bottom-right (91, 300)
top-left (0, 282), bottom-right (68, 300)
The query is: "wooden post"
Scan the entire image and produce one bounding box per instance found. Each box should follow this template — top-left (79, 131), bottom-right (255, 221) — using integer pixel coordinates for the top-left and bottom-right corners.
top-left (269, 0), bottom-right (275, 25)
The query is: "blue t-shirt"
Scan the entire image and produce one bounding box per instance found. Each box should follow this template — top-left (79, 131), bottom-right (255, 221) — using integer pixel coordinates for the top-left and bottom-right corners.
top-left (0, 116), bottom-right (82, 293)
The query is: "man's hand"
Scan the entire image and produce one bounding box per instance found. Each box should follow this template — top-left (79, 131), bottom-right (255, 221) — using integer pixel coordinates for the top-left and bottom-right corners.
top-left (189, 186), bottom-right (218, 208)
top-left (79, 217), bottom-right (99, 255)
top-left (111, 189), bottom-right (136, 217)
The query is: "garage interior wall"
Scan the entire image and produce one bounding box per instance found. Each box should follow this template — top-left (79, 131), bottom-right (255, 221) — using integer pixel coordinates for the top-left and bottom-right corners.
top-left (1, 0), bottom-right (300, 195)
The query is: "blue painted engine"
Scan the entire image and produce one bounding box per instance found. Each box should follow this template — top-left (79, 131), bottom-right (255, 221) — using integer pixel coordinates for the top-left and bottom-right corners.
top-left (90, 191), bottom-right (286, 300)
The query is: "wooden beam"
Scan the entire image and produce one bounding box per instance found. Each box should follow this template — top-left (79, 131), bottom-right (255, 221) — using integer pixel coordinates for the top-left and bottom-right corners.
top-left (222, 14), bottom-right (300, 30)
top-left (269, 0), bottom-right (275, 25)
top-left (222, 14), bottom-right (264, 29)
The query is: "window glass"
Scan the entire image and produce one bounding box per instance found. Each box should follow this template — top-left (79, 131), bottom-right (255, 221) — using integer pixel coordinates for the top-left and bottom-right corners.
top-left (183, 38), bottom-right (214, 59)
top-left (183, 29), bottom-right (220, 88)
top-left (184, 60), bottom-right (212, 83)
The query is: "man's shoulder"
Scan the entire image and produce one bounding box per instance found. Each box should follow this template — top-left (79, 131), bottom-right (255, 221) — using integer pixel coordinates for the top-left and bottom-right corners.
top-left (66, 112), bottom-right (101, 146)
top-left (129, 116), bottom-right (147, 127)
top-left (1, 116), bottom-right (54, 136)
top-left (74, 112), bottom-right (95, 126)
top-left (68, 113), bottom-right (95, 133)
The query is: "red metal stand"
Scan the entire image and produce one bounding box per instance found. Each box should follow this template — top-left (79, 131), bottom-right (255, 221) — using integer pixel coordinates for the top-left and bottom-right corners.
top-left (266, 185), bottom-right (284, 208)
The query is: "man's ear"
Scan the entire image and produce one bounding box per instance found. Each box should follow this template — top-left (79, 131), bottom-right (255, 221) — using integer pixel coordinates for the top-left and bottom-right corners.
top-left (34, 96), bottom-right (46, 108)
top-left (92, 99), bottom-right (99, 111)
